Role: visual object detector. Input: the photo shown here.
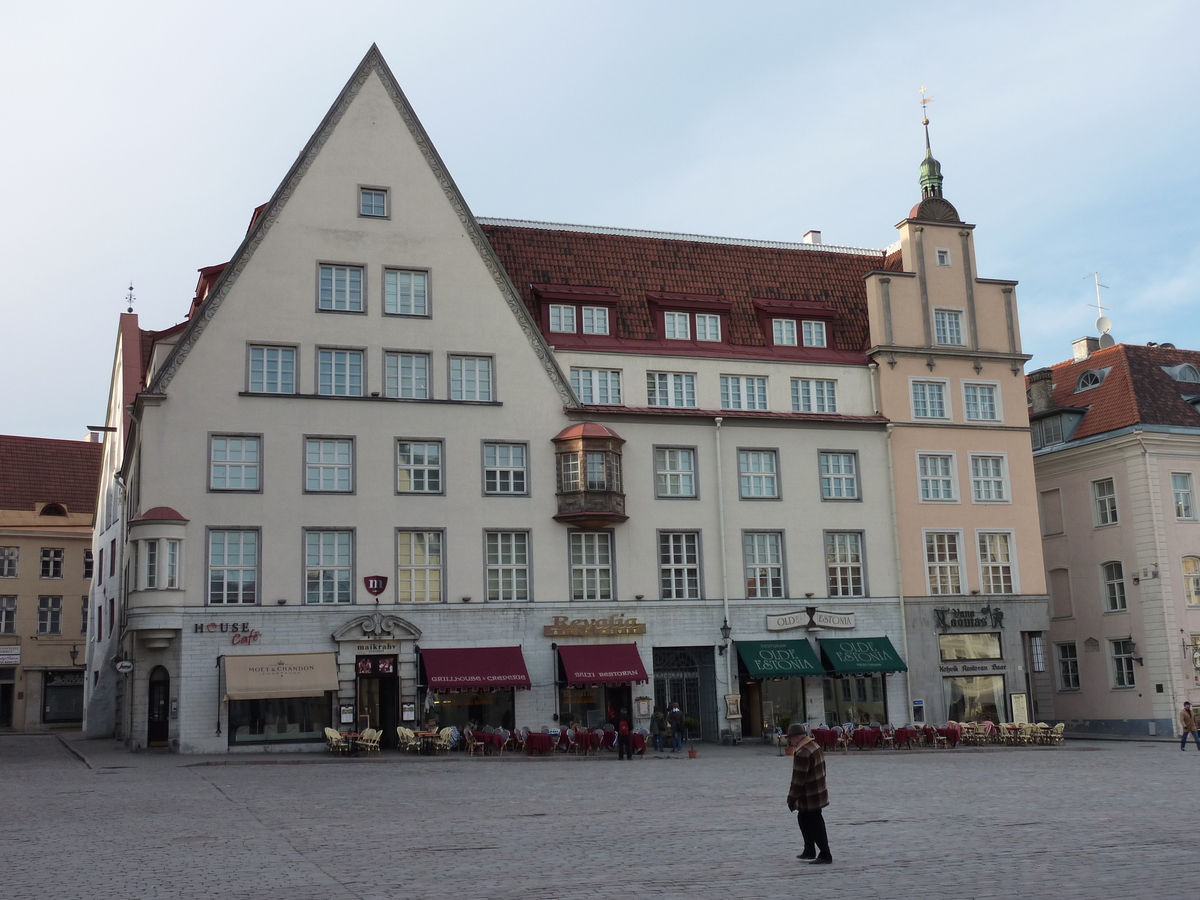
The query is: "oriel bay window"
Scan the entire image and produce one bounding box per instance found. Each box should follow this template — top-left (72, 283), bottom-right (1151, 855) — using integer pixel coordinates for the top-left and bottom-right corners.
top-left (141, 539), bottom-right (181, 590)
top-left (552, 424), bottom-right (627, 528)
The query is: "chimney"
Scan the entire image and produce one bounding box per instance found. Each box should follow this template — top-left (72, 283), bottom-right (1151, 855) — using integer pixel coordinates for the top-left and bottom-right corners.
top-left (1029, 368), bottom-right (1055, 412)
top-left (802, 230), bottom-right (822, 244)
top-left (1072, 336), bottom-right (1100, 361)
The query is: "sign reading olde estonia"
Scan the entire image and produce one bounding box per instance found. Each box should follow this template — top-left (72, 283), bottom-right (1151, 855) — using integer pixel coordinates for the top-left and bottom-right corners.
top-left (363, 575), bottom-right (389, 596)
top-left (766, 607), bottom-right (855, 632)
top-left (543, 614), bottom-right (646, 637)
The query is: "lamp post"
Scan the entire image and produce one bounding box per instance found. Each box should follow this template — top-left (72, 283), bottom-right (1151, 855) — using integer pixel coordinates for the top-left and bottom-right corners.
top-left (718, 618), bottom-right (732, 655)
top-left (68, 644), bottom-right (85, 668)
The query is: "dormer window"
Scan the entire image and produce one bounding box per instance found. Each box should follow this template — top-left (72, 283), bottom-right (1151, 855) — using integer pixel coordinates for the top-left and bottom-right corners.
top-left (802, 321), bottom-right (826, 348)
top-left (695, 315), bottom-right (721, 342)
top-left (773, 319), bottom-right (797, 346)
top-left (664, 312), bottom-right (690, 340)
top-left (936, 248), bottom-right (952, 267)
top-left (581, 306), bottom-right (609, 335)
top-left (549, 305), bottom-right (576, 333)
top-left (1076, 370), bottom-right (1105, 391)
top-left (1162, 363), bottom-right (1200, 383)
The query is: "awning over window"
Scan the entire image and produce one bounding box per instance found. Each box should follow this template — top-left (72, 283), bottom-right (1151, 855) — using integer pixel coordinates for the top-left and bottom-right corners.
top-left (422, 646), bottom-right (531, 691)
top-left (557, 643), bottom-right (648, 687)
top-left (223, 653), bottom-right (340, 701)
top-left (737, 640), bottom-right (824, 678)
top-left (817, 637), bottom-right (908, 674)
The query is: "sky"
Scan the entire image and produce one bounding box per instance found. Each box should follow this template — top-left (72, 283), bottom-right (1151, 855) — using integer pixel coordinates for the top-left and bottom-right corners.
top-left (3, 1), bottom-right (1199, 440)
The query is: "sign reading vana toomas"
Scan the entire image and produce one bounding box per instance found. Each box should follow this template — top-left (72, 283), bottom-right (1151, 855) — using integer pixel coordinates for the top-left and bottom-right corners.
top-left (736, 640), bottom-right (824, 677)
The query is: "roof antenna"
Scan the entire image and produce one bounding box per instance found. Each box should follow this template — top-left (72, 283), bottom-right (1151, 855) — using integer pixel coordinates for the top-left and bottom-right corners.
top-left (1084, 272), bottom-right (1114, 347)
top-left (125, 281), bottom-right (135, 315)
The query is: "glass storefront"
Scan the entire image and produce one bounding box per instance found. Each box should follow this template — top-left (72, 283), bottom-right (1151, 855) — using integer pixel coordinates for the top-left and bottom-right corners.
top-left (944, 675), bottom-right (1006, 723)
top-left (428, 689), bottom-right (515, 732)
top-left (558, 685), bottom-right (630, 729)
top-left (760, 678), bottom-right (806, 733)
top-left (43, 671), bottom-right (84, 723)
top-left (228, 695), bottom-right (330, 744)
top-left (823, 675), bottom-right (886, 726)
top-left (939, 633), bottom-right (1002, 660)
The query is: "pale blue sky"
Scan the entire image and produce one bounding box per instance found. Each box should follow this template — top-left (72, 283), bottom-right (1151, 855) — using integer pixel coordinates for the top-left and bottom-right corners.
top-left (2, 1), bottom-right (1198, 439)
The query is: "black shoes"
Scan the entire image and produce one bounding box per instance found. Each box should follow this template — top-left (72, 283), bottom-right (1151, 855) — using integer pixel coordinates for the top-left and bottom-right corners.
top-left (797, 852), bottom-right (816, 860)
top-left (808, 856), bottom-right (833, 865)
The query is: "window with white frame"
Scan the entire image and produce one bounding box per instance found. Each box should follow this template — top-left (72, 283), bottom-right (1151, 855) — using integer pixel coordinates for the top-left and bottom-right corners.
top-left (305, 531), bottom-right (352, 604)
top-left (802, 321), bottom-right (826, 347)
top-left (360, 188), bottom-right (387, 217)
top-left (396, 441), bottom-right (442, 493)
top-left (570, 368), bottom-right (621, 405)
top-left (1173, 473), bottom-right (1195, 519)
top-left (384, 352), bottom-right (429, 399)
top-left (581, 306), bottom-right (609, 334)
top-left (918, 454), bottom-right (955, 501)
top-left (792, 378), bottom-right (837, 413)
top-left (819, 453), bottom-right (858, 499)
top-left (647, 372), bottom-right (696, 407)
top-left (659, 532), bottom-right (700, 599)
top-left (249, 346), bottom-right (296, 394)
top-left (1110, 638), bottom-right (1136, 688)
top-left (486, 531), bottom-right (529, 601)
top-left (970, 455), bottom-right (1005, 501)
top-left (654, 448), bottom-right (696, 498)
top-left (1057, 642), bottom-right (1080, 690)
top-left (318, 265), bottom-right (363, 312)
top-left (450, 356), bottom-right (492, 401)
top-left (743, 532), bottom-right (784, 598)
top-left (926, 532), bottom-right (962, 594)
top-left (318, 349), bottom-right (363, 396)
top-left (1102, 561), bottom-right (1126, 611)
top-left (721, 376), bottom-right (767, 411)
top-left (305, 439), bottom-right (353, 492)
top-left (738, 450), bottom-right (778, 498)
top-left (1183, 557), bottom-right (1200, 606)
top-left (978, 532), bottom-right (1014, 594)
top-left (0, 596), bottom-right (15, 634)
top-left (549, 305), bottom-right (576, 333)
top-left (1093, 478), bottom-right (1118, 525)
top-left (557, 452), bottom-right (580, 493)
top-left (773, 319), bottom-right (797, 346)
top-left (0, 547), bottom-right (17, 578)
top-left (663, 312), bottom-right (690, 340)
top-left (570, 532), bottom-right (612, 601)
top-left (384, 270), bottom-right (428, 316)
top-left (38, 596), bottom-right (62, 634)
top-left (84, 550), bottom-right (93, 579)
top-left (40, 548), bottom-right (63, 579)
top-left (1032, 415), bottom-right (1063, 449)
top-left (934, 309), bottom-right (963, 345)
top-left (397, 531), bottom-right (442, 602)
top-left (826, 532), bottom-right (864, 597)
top-left (483, 443), bottom-right (527, 494)
top-left (911, 381), bottom-right (947, 418)
top-left (695, 314), bottom-right (721, 342)
top-left (143, 540), bottom-right (179, 590)
top-left (210, 436), bottom-right (260, 491)
top-left (208, 531), bottom-right (258, 605)
top-left (964, 383), bottom-right (999, 421)
top-left (936, 248), bottom-right (952, 267)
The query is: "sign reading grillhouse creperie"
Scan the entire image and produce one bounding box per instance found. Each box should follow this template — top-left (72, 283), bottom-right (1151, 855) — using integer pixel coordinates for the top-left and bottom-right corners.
top-left (766, 608), bottom-right (855, 632)
top-left (543, 614), bottom-right (646, 637)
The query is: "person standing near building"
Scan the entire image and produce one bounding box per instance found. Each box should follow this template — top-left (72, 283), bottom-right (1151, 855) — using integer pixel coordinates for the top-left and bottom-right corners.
top-left (649, 706), bottom-right (665, 752)
top-left (1181, 702), bottom-right (1200, 751)
top-left (786, 723), bottom-right (832, 865)
top-left (667, 703), bottom-right (684, 752)
top-left (616, 708), bottom-right (632, 760)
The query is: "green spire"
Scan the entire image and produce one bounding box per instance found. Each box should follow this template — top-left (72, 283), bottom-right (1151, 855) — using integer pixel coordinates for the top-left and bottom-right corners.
top-left (919, 117), bottom-right (943, 199)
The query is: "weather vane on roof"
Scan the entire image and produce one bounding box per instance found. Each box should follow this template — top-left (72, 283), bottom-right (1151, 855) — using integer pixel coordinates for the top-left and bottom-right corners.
top-left (125, 281), bottom-right (135, 315)
top-left (919, 86), bottom-right (934, 147)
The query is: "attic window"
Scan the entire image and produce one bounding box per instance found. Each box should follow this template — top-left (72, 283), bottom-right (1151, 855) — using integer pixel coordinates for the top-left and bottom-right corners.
top-left (936, 248), bottom-right (952, 267)
top-left (1178, 365), bottom-right (1199, 383)
top-left (1075, 370), bottom-right (1104, 392)
top-left (39, 503), bottom-right (67, 517)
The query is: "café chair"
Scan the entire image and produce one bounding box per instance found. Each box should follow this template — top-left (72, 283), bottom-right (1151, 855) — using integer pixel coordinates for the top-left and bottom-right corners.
top-left (324, 727), bottom-right (348, 755)
top-left (435, 727), bottom-right (454, 754)
top-left (465, 730), bottom-right (484, 756)
top-left (359, 728), bottom-right (381, 755)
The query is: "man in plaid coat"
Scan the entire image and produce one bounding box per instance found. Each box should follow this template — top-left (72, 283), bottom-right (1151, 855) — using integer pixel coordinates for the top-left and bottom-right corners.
top-left (786, 723), bottom-right (831, 864)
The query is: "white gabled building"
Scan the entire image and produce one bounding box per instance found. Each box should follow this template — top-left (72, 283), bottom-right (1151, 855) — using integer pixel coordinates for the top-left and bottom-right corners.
top-left (86, 46), bottom-right (1048, 753)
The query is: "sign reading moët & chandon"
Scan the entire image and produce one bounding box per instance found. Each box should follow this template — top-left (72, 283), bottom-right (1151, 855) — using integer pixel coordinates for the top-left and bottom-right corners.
top-left (766, 607), bottom-right (855, 632)
top-left (543, 614), bottom-right (646, 637)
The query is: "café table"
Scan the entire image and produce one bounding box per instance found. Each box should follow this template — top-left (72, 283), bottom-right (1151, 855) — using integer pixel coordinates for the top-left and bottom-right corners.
top-left (473, 731), bottom-right (505, 754)
top-left (938, 725), bottom-right (960, 748)
top-left (339, 731), bottom-right (361, 756)
top-left (525, 732), bottom-right (554, 755)
top-left (631, 733), bottom-right (647, 755)
top-left (893, 726), bottom-right (920, 748)
top-left (811, 728), bottom-right (837, 751)
top-left (574, 731), bottom-right (601, 754)
top-left (852, 726), bottom-right (882, 749)
top-left (413, 730), bottom-right (440, 755)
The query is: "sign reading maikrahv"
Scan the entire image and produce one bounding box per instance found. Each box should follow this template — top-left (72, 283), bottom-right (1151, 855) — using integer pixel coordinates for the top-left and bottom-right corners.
top-left (766, 607), bottom-right (855, 632)
top-left (543, 614), bottom-right (646, 637)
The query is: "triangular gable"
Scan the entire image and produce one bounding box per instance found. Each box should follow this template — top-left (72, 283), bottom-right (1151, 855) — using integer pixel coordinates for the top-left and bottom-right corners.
top-left (147, 44), bottom-right (575, 406)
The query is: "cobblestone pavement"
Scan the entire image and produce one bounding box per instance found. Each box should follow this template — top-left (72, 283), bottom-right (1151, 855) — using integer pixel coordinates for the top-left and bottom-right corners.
top-left (2, 734), bottom-right (1190, 900)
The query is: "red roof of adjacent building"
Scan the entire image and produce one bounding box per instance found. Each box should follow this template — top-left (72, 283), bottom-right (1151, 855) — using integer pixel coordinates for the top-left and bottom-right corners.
top-left (480, 221), bottom-right (885, 360)
top-left (1032, 343), bottom-right (1200, 440)
top-left (0, 435), bottom-right (103, 515)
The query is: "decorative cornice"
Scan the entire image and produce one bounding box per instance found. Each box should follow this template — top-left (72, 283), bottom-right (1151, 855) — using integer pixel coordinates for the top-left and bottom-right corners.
top-left (149, 46), bottom-right (578, 407)
top-left (331, 612), bottom-right (421, 642)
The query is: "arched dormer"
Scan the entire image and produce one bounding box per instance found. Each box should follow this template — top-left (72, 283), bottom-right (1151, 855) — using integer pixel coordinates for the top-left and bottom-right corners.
top-left (38, 503), bottom-right (67, 516)
top-left (552, 423), bottom-right (628, 529)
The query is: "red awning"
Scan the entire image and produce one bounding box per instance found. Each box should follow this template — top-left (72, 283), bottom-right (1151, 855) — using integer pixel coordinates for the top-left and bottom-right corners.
top-left (421, 646), bottom-right (531, 691)
top-left (557, 643), bottom-right (648, 687)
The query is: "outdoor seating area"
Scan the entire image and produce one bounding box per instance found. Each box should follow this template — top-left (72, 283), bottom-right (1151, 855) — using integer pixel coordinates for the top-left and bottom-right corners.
top-left (798, 720), bottom-right (1065, 752)
top-left (324, 723), bottom-right (658, 758)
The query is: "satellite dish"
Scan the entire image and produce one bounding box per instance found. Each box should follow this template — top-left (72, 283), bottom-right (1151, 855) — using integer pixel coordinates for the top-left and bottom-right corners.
top-left (1098, 333), bottom-right (1115, 349)
top-left (1096, 316), bottom-right (1113, 334)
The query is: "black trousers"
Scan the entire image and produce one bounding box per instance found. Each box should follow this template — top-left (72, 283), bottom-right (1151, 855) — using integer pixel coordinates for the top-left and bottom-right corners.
top-left (617, 734), bottom-right (632, 759)
top-left (796, 809), bottom-right (830, 859)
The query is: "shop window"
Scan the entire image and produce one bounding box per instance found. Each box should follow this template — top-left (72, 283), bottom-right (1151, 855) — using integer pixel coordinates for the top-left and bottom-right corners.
top-left (228, 696), bottom-right (331, 745)
top-left (42, 671), bottom-right (84, 723)
top-left (943, 674), bottom-right (1004, 724)
top-left (938, 633), bottom-right (1002, 660)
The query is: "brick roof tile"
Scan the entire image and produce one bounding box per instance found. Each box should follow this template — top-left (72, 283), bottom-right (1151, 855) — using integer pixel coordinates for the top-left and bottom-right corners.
top-left (0, 435), bottom-right (103, 515)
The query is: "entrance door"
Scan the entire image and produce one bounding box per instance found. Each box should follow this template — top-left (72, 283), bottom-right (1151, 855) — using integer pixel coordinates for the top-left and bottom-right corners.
top-left (654, 648), bottom-right (701, 741)
top-left (0, 683), bottom-right (12, 728)
top-left (356, 656), bottom-right (399, 748)
top-left (147, 666), bottom-right (169, 747)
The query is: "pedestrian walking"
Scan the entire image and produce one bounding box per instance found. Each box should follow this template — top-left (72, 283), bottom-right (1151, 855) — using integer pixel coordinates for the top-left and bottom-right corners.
top-left (617, 708), bottom-right (633, 760)
top-left (650, 706), bottom-right (665, 752)
top-left (785, 723), bottom-right (832, 865)
top-left (1181, 701), bottom-right (1200, 751)
top-left (668, 703), bottom-right (684, 752)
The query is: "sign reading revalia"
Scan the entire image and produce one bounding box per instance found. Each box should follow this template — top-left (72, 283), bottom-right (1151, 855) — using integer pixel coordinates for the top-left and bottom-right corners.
top-left (543, 615), bottom-right (646, 637)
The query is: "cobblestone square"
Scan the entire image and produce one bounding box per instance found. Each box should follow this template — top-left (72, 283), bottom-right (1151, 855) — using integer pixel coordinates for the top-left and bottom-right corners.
top-left (2, 735), bottom-right (1187, 900)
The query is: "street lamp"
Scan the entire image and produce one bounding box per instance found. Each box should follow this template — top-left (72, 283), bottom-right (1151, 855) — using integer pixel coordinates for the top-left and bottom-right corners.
top-left (718, 618), bottom-right (732, 656)
top-left (68, 644), bottom-right (85, 668)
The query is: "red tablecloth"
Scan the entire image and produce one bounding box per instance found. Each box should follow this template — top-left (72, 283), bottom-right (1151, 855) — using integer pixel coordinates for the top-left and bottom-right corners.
top-left (631, 733), bottom-right (646, 754)
top-left (525, 733), bottom-right (554, 755)
top-left (852, 727), bottom-right (882, 749)
top-left (811, 729), bottom-right (836, 750)
top-left (472, 732), bottom-right (505, 751)
top-left (924, 725), bottom-right (959, 748)
top-left (575, 731), bottom-right (601, 752)
top-left (893, 726), bottom-right (920, 747)
top-left (599, 731), bottom-right (617, 750)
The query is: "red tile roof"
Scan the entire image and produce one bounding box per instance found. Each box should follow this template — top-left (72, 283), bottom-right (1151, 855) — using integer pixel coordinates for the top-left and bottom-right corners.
top-left (133, 506), bottom-right (187, 522)
top-left (480, 222), bottom-right (885, 361)
top-left (1033, 343), bottom-right (1200, 440)
top-left (0, 435), bottom-right (103, 515)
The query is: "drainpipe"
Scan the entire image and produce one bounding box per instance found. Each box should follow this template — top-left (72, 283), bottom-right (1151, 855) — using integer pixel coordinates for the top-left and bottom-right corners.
top-left (885, 422), bottom-right (915, 723)
top-left (714, 417), bottom-right (734, 737)
top-left (1135, 433), bottom-right (1180, 726)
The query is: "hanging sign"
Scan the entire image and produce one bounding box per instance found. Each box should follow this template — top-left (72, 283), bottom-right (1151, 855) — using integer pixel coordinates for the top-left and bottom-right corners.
top-left (114, 660), bottom-right (134, 674)
top-left (364, 576), bottom-right (389, 596)
top-left (766, 607), bottom-right (855, 632)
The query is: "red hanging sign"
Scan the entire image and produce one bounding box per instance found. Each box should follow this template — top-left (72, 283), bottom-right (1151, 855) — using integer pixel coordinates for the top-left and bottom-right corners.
top-left (363, 575), bottom-right (389, 596)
